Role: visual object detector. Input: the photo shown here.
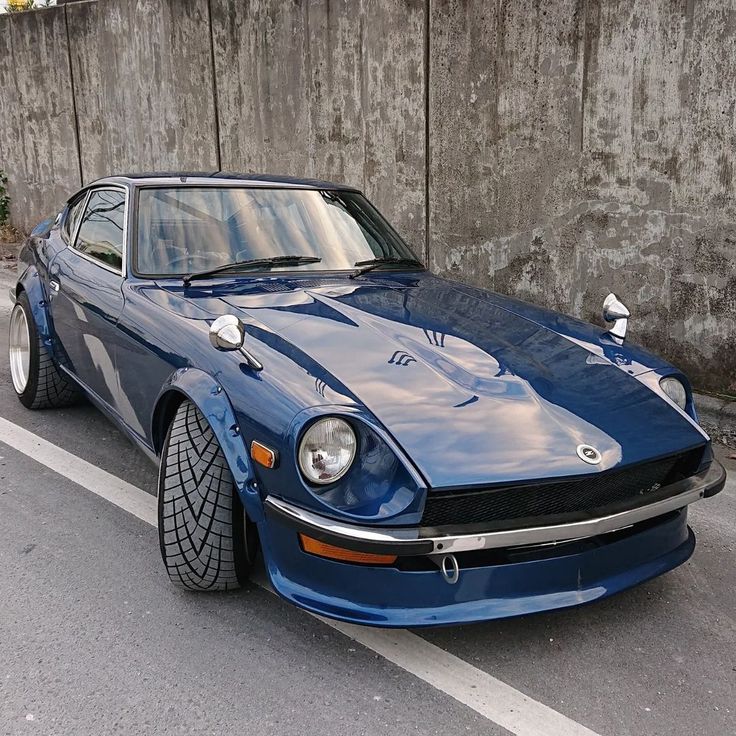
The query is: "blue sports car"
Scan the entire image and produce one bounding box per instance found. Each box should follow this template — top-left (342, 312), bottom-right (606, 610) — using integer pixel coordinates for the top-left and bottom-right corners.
top-left (9, 173), bottom-right (726, 627)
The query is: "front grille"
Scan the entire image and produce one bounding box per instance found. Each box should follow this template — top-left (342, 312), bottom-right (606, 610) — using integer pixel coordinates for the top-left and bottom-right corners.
top-left (420, 449), bottom-right (704, 531)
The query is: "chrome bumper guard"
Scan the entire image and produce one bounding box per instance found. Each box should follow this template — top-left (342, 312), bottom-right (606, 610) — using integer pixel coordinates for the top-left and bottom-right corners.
top-left (264, 460), bottom-right (726, 557)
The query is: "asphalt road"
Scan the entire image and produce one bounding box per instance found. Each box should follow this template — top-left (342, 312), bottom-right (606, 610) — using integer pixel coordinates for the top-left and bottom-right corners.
top-left (0, 265), bottom-right (734, 736)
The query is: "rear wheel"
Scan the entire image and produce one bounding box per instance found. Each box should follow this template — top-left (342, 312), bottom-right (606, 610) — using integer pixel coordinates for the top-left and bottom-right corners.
top-left (158, 399), bottom-right (255, 591)
top-left (9, 291), bottom-right (79, 410)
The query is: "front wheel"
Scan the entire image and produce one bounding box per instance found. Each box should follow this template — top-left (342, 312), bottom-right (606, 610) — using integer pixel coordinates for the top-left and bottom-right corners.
top-left (9, 291), bottom-right (79, 410)
top-left (158, 399), bottom-right (256, 591)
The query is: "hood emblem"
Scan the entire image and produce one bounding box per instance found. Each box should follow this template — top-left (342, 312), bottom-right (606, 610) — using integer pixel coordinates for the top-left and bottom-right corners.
top-left (577, 444), bottom-right (602, 465)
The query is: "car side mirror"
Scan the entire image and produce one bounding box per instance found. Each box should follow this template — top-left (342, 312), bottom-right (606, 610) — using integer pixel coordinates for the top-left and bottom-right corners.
top-left (209, 314), bottom-right (263, 371)
top-left (209, 315), bottom-right (244, 350)
top-left (602, 293), bottom-right (630, 341)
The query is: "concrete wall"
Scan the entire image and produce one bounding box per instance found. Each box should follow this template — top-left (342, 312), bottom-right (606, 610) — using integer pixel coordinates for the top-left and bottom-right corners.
top-left (210, 0), bottom-right (426, 250)
top-left (0, 0), bottom-right (734, 392)
top-left (67, 0), bottom-right (218, 182)
top-left (0, 6), bottom-right (80, 230)
top-left (429, 0), bottom-right (736, 394)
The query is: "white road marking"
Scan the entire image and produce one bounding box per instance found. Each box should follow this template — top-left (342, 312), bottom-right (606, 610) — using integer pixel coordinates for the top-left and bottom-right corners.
top-left (0, 417), bottom-right (157, 526)
top-left (320, 617), bottom-right (600, 735)
top-left (0, 416), bottom-right (603, 736)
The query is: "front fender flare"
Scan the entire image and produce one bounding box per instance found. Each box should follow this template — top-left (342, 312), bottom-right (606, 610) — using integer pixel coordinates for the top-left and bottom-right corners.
top-left (154, 368), bottom-right (264, 523)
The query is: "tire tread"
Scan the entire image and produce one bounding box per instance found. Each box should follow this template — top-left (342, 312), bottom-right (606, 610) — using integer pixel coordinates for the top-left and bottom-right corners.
top-left (158, 400), bottom-right (246, 591)
top-left (12, 293), bottom-right (79, 410)
top-left (29, 335), bottom-right (79, 409)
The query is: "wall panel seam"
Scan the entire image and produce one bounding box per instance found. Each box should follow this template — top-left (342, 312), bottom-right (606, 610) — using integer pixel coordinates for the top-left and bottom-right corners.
top-left (424, 0), bottom-right (431, 264)
top-left (63, 3), bottom-right (83, 187)
top-left (206, 0), bottom-right (222, 171)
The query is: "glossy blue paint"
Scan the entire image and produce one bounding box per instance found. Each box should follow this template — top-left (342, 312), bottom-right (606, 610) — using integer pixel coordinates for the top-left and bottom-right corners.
top-left (206, 273), bottom-right (708, 490)
top-left (260, 508), bottom-right (695, 627)
top-left (16, 264), bottom-right (54, 349)
top-left (15, 174), bottom-right (718, 626)
top-left (50, 248), bottom-right (125, 408)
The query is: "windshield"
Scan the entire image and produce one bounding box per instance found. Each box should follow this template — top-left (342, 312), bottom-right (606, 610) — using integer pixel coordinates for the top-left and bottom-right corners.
top-left (134, 186), bottom-right (419, 276)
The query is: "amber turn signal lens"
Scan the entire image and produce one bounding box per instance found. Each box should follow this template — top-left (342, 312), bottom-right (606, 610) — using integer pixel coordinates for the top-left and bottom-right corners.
top-left (250, 440), bottom-right (277, 469)
top-left (299, 534), bottom-right (397, 565)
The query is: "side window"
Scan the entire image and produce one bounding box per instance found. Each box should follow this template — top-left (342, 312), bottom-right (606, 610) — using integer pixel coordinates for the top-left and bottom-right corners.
top-left (73, 189), bottom-right (126, 272)
top-left (61, 194), bottom-right (87, 245)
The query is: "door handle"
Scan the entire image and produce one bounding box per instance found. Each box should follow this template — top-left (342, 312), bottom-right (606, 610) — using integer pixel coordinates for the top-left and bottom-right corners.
top-left (49, 280), bottom-right (60, 293)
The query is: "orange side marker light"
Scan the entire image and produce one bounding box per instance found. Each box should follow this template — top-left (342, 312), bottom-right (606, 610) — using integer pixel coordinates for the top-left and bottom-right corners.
top-left (251, 440), bottom-right (277, 469)
top-left (299, 534), bottom-right (397, 565)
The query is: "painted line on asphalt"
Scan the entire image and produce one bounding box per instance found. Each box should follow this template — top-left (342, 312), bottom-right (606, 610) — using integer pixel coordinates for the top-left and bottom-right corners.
top-left (0, 416), bottom-right (157, 526)
top-left (0, 415), bottom-right (601, 736)
top-left (317, 616), bottom-right (599, 736)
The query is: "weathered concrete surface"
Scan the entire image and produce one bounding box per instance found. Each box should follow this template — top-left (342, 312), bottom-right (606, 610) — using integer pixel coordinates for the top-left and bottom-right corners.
top-left (2, 0), bottom-right (734, 392)
top-left (0, 7), bottom-right (81, 233)
top-left (66, 0), bottom-right (218, 183)
top-left (695, 392), bottom-right (736, 449)
top-left (211, 0), bottom-right (426, 252)
top-left (430, 0), bottom-right (736, 393)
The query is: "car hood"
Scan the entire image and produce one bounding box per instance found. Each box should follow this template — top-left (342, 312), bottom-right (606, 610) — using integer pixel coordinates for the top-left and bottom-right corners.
top-left (194, 273), bottom-right (706, 488)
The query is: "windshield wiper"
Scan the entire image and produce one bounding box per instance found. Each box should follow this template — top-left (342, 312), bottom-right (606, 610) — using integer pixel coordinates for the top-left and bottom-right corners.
top-left (183, 255), bottom-right (321, 286)
top-left (349, 257), bottom-right (425, 279)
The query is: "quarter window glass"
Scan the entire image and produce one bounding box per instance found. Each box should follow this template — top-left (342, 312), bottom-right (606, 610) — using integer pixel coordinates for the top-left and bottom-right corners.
top-left (62, 196), bottom-right (86, 244)
top-left (74, 190), bottom-right (125, 271)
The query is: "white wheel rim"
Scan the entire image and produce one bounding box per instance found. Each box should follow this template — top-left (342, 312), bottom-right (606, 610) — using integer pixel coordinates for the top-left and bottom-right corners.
top-left (9, 304), bottom-right (31, 395)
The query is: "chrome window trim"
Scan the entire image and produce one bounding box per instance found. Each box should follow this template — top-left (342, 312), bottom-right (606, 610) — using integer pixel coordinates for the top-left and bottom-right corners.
top-left (264, 460), bottom-right (726, 557)
top-left (69, 185), bottom-right (128, 278)
top-left (62, 189), bottom-right (91, 247)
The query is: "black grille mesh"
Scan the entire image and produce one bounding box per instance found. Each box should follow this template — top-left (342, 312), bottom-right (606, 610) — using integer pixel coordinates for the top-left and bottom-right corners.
top-left (421, 450), bottom-right (703, 531)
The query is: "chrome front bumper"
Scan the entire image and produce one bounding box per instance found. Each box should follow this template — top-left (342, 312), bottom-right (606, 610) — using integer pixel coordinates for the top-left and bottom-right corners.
top-left (264, 460), bottom-right (726, 557)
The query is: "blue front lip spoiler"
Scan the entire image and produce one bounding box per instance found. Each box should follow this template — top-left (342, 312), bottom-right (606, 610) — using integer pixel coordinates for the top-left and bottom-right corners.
top-left (259, 508), bottom-right (697, 627)
top-left (264, 460), bottom-right (725, 558)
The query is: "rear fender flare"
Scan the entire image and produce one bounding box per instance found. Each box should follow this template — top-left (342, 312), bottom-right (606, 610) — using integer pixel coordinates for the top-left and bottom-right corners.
top-left (16, 265), bottom-right (56, 358)
top-left (153, 368), bottom-right (263, 522)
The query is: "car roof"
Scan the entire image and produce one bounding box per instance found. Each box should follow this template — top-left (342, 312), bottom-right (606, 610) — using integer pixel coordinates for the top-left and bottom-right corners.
top-left (86, 171), bottom-right (361, 191)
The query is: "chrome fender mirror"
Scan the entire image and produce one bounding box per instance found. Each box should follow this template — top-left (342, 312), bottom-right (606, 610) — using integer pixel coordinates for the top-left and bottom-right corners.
top-left (209, 315), bottom-right (263, 371)
top-left (603, 293), bottom-right (630, 341)
top-left (209, 314), bottom-right (244, 350)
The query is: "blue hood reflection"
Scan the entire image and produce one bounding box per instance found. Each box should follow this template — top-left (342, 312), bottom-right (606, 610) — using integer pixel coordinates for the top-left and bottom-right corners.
top-left (180, 272), bottom-right (707, 488)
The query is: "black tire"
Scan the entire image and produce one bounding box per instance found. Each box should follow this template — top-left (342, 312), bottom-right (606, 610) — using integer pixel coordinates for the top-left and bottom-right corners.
top-left (158, 399), bottom-right (255, 591)
top-left (9, 291), bottom-right (79, 410)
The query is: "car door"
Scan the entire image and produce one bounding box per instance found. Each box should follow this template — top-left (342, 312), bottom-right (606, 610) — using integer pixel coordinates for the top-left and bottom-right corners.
top-left (49, 187), bottom-right (127, 411)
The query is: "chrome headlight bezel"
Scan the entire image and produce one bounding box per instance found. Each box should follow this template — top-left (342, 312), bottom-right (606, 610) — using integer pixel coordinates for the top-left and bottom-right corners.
top-left (297, 416), bottom-right (357, 485)
top-left (660, 376), bottom-right (688, 410)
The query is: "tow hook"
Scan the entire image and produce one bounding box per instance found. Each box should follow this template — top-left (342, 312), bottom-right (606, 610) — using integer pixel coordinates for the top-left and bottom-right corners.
top-left (437, 553), bottom-right (460, 585)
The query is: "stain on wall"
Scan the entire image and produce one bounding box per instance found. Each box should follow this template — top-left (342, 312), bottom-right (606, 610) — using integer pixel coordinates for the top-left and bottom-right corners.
top-left (0, 7), bottom-right (80, 229)
top-left (66, 0), bottom-right (218, 184)
top-left (430, 0), bottom-right (736, 393)
top-left (211, 0), bottom-right (426, 250)
top-left (0, 0), bottom-right (733, 392)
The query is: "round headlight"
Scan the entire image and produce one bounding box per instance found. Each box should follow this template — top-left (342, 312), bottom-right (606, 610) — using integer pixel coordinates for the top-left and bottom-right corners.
top-left (298, 417), bottom-right (357, 485)
top-left (660, 377), bottom-right (687, 410)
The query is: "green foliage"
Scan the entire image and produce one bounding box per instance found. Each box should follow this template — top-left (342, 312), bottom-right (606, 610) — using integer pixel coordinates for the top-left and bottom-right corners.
top-left (0, 171), bottom-right (10, 226)
top-left (5, 0), bottom-right (55, 12)
top-left (6, 0), bottom-right (35, 12)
